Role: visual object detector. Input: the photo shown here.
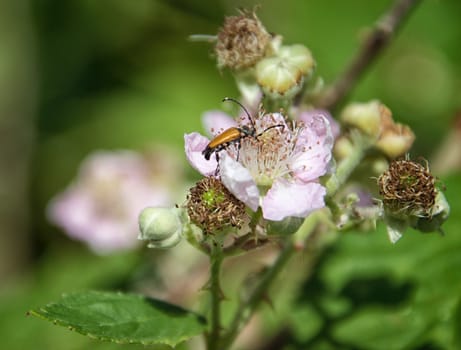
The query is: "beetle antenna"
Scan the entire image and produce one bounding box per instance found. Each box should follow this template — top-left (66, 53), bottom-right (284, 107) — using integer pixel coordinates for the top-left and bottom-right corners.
top-left (222, 97), bottom-right (255, 129)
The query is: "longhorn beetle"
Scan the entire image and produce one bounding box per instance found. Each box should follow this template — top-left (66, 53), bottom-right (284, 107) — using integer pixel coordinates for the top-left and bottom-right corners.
top-left (202, 97), bottom-right (285, 163)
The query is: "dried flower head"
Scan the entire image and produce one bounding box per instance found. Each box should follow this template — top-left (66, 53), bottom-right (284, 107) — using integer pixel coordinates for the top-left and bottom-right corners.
top-left (186, 176), bottom-right (248, 234)
top-left (215, 10), bottom-right (272, 70)
top-left (378, 159), bottom-right (436, 218)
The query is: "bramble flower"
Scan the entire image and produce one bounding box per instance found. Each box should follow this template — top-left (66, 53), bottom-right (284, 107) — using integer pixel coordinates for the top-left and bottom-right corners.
top-left (47, 149), bottom-right (182, 254)
top-left (185, 109), bottom-right (334, 221)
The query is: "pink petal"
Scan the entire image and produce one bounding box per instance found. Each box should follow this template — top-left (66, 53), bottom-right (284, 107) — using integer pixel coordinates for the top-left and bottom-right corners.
top-left (220, 154), bottom-right (260, 211)
top-left (292, 116), bottom-right (334, 182)
top-left (202, 111), bottom-right (238, 137)
top-left (261, 179), bottom-right (326, 221)
top-left (298, 109), bottom-right (340, 139)
top-left (184, 132), bottom-right (217, 176)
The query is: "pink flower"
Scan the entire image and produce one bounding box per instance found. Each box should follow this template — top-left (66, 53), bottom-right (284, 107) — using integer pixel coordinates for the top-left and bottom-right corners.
top-left (47, 150), bottom-right (179, 254)
top-left (185, 110), bottom-right (334, 221)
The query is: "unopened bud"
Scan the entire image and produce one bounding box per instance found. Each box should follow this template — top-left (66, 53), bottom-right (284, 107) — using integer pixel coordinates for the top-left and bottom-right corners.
top-left (341, 101), bottom-right (415, 158)
top-left (138, 207), bottom-right (183, 248)
top-left (256, 44), bottom-right (315, 99)
top-left (375, 110), bottom-right (415, 158)
top-left (340, 100), bottom-right (382, 137)
top-left (334, 135), bottom-right (355, 160)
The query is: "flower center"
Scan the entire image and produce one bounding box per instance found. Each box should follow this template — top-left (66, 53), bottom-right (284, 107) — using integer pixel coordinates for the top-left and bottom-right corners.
top-left (236, 116), bottom-right (299, 186)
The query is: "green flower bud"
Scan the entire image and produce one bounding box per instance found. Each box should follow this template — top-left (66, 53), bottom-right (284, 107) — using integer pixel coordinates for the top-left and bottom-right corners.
top-left (256, 44), bottom-right (315, 99)
top-left (341, 101), bottom-right (415, 158)
top-left (340, 100), bottom-right (383, 137)
top-left (138, 207), bottom-right (183, 249)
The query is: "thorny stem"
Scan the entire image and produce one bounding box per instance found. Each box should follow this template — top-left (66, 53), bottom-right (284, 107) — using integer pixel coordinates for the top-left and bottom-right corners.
top-left (219, 213), bottom-right (322, 350)
top-left (219, 240), bottom-right (296, 350)
top-left (207, 244), bottom-right (224, 350)
top-left (317, 0), bottom-right (422, 111)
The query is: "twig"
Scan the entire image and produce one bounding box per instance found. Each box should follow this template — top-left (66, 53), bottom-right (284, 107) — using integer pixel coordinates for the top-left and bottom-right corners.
top-left (317, 0), bottom-right (422, 111)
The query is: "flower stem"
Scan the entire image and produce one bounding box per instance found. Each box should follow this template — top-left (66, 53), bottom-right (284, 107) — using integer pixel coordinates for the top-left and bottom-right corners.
top-left (325, 131), bottom-right (371, 197)
top-left (207, 244), bottom-right (224, 350)
top-left (219, 240), bottom-right (296, 350)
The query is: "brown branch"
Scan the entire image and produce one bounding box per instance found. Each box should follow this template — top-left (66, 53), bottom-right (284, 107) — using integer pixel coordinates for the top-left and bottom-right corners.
top-left (316, 0), bottom-right (422, 111)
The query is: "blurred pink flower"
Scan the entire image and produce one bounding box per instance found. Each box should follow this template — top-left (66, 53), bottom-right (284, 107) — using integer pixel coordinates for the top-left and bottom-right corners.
top-left (185, 110), bottom-right (334, 221)
top-left (47, 149), bottom-right (181, 254)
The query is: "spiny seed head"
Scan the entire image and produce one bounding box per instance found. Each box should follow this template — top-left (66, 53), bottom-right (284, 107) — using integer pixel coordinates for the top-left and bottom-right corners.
top-left (378, 159), bottom-right (436, 218)
top-left (186, 177), bottom-right (248, 234)
top-left (215, 10), bottom-right (272, 70)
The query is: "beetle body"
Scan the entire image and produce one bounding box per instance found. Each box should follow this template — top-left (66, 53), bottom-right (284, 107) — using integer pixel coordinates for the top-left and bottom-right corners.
top-left (202, 125), bottom-right (254, 161)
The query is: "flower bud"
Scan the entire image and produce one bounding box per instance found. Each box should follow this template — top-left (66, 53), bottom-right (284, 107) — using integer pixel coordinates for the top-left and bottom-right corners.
top-left (138, 207), bottom-right (183, 248)
top-left (256, 44), bottom-right (315, 99)
top-left (341, 101), bottom-right (415, 158)
top-left (375, 111), bottom-right (415, 158)
top-left (340, 100), bottom-right (383, 137)
top-left (215, 10), bottom-right (272, 70)
top-left (333, 135), bottom-right (355, 160)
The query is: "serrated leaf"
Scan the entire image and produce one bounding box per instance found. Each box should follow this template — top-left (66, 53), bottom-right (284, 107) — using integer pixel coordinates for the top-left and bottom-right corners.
top-left (29, 291), bottom-right (206, 347)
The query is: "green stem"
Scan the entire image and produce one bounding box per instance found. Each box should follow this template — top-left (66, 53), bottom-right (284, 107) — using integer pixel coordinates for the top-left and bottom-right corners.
top-left (219, 240), bottom-right (296, 350)
top-left (207, 244), bottom-right (224, 350)
top-left (325, 131), bottom-right (371, 197)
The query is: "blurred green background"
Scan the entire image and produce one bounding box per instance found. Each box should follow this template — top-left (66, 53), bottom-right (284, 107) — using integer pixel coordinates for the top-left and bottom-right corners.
top-left (1, 0), bottom-right (460, 349)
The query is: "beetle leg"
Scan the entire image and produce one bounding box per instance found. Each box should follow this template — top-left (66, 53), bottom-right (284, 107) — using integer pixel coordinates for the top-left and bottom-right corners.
top-left (214, 152), bottom-right (220, 176)
top-left (236, 140), bottom-right (242, 162)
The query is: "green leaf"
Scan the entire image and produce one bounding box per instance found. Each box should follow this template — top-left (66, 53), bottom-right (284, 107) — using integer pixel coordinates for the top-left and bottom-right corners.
top-left (29, 291), bottom-right (207, 347)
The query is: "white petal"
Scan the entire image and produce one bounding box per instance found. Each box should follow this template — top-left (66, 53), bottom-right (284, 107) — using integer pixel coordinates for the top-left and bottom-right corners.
top-left (262, 179), bottom-right (326, 221)
top-left (220, 154), bottom-right (260, 211)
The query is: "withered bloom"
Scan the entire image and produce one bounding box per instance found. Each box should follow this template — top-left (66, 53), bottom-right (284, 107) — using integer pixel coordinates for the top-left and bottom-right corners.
top-left (378, 159), bottom-right (436, 217)
top-left (378, 158), bottom-right (449, 243)
top-left (215, 10), bottom-right (272, 70)
top-left (186, 177), bottom-right (247, 234)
